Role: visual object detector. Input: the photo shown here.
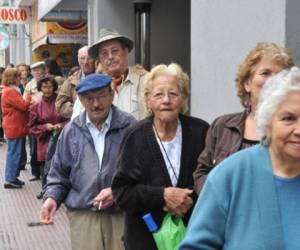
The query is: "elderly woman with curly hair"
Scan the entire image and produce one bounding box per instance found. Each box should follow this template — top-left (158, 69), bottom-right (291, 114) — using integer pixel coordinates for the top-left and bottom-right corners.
top-left (112, 63), bottom-right (209, 250)
top-left (28, 75), bottom-right (68, 198)
top-left (179, 67), bottom-right (300, 250)
top-left (193, 42), bottom-right (294, 193)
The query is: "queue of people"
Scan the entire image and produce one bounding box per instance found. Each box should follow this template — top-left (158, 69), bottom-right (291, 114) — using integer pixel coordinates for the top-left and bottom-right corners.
top-left (1, 28), bottom-right (299, 250)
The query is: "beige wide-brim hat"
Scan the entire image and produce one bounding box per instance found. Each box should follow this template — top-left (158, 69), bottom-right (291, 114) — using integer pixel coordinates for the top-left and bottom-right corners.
top-left (88, 28), bottom-right (134, 59)
top-left (30, 61), bottom-right (45, 70)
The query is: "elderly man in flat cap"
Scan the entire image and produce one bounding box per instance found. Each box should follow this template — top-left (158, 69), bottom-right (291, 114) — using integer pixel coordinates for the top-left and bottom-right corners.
top-left (88, 28), bottom-right (148, 120)
top-left (40, 74), bottom-right (136, 250)
top-left (55, 45), bottom-right (95, 119)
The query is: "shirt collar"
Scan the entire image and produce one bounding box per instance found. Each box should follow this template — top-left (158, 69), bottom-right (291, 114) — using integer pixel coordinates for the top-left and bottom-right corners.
top-left (86, 108), bottom-right (112, 131)
top-left (123, 67), bottom-right (133, 85)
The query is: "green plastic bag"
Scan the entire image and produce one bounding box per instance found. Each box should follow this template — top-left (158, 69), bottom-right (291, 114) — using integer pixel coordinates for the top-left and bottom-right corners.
top-left (153, 213), bottom-right (186, 250)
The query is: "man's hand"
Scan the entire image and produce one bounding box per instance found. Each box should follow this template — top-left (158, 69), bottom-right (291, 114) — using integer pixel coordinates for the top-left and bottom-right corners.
top-left (40, 197), bottom-right (58, 224)
top-left (93, 187), bottom-right (114, 210)
top-left (163, 187), bottom-right (193, 217)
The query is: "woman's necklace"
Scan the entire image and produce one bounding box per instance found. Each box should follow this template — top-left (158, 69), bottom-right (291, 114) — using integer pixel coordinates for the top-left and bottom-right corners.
top-left (153, 123), bottom-right (179, 182)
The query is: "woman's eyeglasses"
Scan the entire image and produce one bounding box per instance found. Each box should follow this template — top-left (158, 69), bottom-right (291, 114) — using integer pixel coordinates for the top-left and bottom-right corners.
top-left (151, 91), bottom-right (180, 100)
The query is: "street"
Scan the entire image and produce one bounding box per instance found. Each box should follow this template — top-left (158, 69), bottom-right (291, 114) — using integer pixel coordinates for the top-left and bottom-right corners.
top-left (0, 141), bottom-right (71, 250)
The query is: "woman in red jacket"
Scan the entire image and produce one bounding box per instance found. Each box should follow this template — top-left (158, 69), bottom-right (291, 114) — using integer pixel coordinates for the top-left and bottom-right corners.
top-left (1, 68), bottom-right (31, 188)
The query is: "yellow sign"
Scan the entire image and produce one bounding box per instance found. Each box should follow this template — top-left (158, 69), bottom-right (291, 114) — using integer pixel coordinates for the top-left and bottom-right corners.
top-left (32, 44), bottom-right (76, 68)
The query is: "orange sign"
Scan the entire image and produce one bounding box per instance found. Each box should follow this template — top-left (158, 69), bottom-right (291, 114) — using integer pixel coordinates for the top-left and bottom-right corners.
top-left (0, 7), bottom-right (29, 24)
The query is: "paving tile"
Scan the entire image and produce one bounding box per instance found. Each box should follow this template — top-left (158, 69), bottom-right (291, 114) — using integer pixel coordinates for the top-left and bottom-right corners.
top-left (0, 142), bottom-right (71, 250)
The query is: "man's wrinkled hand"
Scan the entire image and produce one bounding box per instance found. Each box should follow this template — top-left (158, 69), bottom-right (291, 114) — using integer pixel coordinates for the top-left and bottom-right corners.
top-left (93, 187), bottom-right (114, 210)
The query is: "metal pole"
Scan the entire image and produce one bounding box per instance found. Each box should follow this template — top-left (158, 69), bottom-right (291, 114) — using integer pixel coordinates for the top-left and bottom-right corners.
top-left (133, 0), bottom-right (151, 70)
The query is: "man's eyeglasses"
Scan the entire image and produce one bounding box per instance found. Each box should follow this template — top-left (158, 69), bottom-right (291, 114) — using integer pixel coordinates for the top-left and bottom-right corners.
top-left (99, 47), bottom-right (122, 60)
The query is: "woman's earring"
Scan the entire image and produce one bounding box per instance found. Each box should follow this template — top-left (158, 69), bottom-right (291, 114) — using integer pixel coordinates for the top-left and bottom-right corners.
top-left (244, 93), bottom-right (252, 115)
top-left (261, 136), bottom-right (271, 146)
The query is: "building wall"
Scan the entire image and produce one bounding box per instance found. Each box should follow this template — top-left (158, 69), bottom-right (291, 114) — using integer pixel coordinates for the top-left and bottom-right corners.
top-left (8, 23), bottom-right (31, 65)
top-left (16, 24), bottom-right (31, 63)
top-left (286, 0), bottom-right (300, 66)
top-left (150, 0), bottom-right (190, 72)
top-left (190, 0), bottom-right (286, 122)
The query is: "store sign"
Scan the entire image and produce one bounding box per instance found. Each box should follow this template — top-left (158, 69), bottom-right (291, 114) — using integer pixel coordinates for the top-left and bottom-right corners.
top-left (0, 7), bottom-right (29, 24)
top-left (0, 25), bottom-right (10, 50)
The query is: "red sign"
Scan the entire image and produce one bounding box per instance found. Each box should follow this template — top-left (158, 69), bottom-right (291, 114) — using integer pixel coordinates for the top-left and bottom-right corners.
top-left (0, 7), bottom-right (30, 24)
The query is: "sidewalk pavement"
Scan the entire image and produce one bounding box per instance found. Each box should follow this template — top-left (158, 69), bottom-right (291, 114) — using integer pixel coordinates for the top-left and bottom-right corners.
top-left (0, 142), bottom-right (71, 250)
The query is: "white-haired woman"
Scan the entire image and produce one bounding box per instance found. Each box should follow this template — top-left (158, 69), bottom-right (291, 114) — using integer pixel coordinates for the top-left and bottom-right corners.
top-left (112, 63), bottom-right (209, 250)
top-left (179, 67), bottom-right (300, 250)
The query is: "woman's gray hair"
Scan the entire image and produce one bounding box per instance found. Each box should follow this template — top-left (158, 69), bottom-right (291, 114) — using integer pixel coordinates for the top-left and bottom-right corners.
top-left (143, 63), bottom-right (190, 116)
top-left (256, 67), bottom-right (300, 142)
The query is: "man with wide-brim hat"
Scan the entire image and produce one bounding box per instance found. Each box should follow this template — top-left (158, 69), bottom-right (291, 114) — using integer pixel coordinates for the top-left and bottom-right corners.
top-left (88, 28), bottom-right (148, 120)
top-left (40, 73), bottom-right (136, 250)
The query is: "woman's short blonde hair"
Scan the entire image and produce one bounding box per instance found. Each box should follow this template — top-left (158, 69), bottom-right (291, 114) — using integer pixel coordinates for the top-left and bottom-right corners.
top-left (235, 42), bottom-right (294, 107)
top-left (2, 68), bottom-right (18, 86)
top-left (143, 63), bottom-right (190, 115)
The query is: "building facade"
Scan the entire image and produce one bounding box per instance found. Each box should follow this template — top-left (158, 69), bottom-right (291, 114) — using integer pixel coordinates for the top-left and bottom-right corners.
top-left (8, 0), bottom-right (300, 121)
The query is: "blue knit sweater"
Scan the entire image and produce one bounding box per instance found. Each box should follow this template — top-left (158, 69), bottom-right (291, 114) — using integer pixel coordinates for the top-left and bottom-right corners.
top-left (179, 144), bottom-right (285, 250)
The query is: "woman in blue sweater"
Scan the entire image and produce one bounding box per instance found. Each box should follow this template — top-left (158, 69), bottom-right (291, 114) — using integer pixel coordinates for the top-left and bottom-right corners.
top-left (179, 67), bottom-right (300, 250)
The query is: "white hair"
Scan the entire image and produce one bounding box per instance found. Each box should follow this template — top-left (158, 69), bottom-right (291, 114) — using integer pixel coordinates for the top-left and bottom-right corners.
top-left (256, 67), bottom-right (300, 142)
top-left (143, 63), bottom-right (190, 115)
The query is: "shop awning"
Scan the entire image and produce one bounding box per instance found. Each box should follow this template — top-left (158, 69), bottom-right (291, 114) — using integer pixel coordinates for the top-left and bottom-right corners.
top-left (32, 33), bottom-right (87, 51)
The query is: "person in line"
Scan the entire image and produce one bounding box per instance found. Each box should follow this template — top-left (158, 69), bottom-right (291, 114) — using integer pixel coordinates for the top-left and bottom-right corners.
top-left (28, 76), bottom-right (68, 199)
top-left (1, 68), bottom-right (31, 188)
top-left (179, 67), bottom-right (300, 250)
top-left (16, 63), bottom-right (30, 170)
top-left (44, 57), bottom-right (65, 90)
top-left (16, 63), bottom-right (30, 95)
top-left (193, 42), bottom-right (294, 193)
top-left (112, 63), bottom-right (209, 250)
top-left (5, 63), bottom-right (14, 69)
top-left (55, 45), bottom-right (95, 119)
top-left (40, 74), bottom-right (136, 250)
top-left (23, 61), bottom-right (47, 181)
top-left (23, 61), bottom-right (45, 103)
top-left (88, 28), bottom-right (148, 120)
top-left (0, 66), bottom-right (6, 144)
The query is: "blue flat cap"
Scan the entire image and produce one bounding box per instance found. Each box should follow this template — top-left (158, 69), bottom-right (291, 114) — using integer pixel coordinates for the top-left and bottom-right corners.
top-left (76, 73), bottom-right (112, 94)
